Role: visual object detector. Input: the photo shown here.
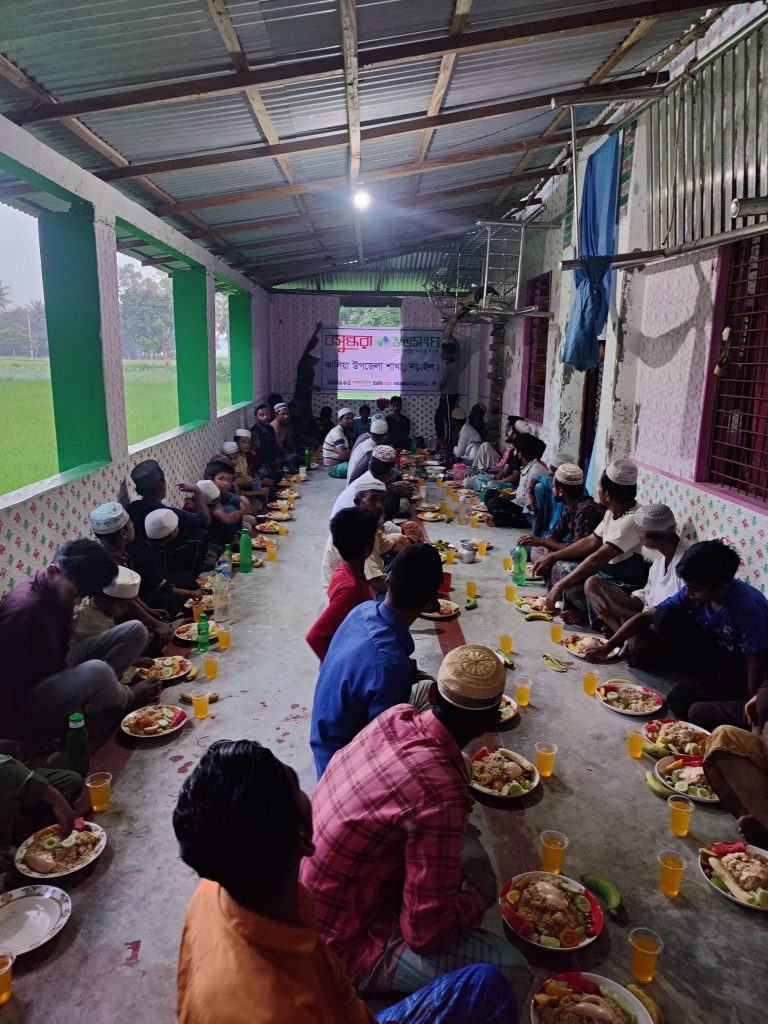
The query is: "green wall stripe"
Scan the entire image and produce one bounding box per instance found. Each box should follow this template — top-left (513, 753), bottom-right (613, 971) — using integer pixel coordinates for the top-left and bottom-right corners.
top-left (173, 269), bottom-right (211, 424)
top-left (228, 292), bottom-right (253, 405)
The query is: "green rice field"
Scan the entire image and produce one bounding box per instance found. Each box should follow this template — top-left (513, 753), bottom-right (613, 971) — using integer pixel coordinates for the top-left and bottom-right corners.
top-left (0, 357), bottom-right (232, 495)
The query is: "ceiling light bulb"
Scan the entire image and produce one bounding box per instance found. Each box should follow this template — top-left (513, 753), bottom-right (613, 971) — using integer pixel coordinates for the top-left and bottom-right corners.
top-left (353, 186), bottom-right (371, 210)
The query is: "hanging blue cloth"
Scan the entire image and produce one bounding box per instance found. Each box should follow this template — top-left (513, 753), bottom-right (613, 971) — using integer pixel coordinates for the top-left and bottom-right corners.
top-left (562, 133), bottom-right (620, 371)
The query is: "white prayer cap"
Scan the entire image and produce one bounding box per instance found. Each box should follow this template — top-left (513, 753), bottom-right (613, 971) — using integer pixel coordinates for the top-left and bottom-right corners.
top-left (274, 402), bottom-right (289, 412)
top-left (337, 407), bottom-right (353, 419)
top-left (605, 459), bottom-right (638, 486)
top-left (103, 565), bottom-right (141, 599)
top-left (354, 477), bottom-right (386, 494)
top-left (370, 419), bottom-right (388, 435)
top-left (372, 444), bottom-right (397, 463)
top-left (634, 503), bottom-right (677, 533)
top-left (196, 480), bottom-right (221, 505)
top-left (145, 508), bottom-right (179, 540)
top-left (221, 441), bottom-right (239, 455)
top-left (89, 502), bottom-right (129, 535)
top-left (554, 463), bottom-right (584, 485)
top-left (235, 428), bottom-right (251, 438)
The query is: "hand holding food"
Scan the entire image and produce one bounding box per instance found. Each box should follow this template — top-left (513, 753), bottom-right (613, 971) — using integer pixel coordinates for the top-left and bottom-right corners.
top-left (585, 641), bottom-right (614, 663)
top-left (45, 786), bottom-right (78, 840)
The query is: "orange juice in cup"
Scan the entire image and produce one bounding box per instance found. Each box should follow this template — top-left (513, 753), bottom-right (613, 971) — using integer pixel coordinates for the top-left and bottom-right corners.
top-left (540, 830), bottom-right (568, 874)
top-left (191, 689), bottom-right (210, 720)
top-left (470, 514), bottom-right (479, 529)
top-left (278, 524), bottom-right (287, 536)
top-left (550, 622), bottom-right (563, 644)
top-left (629, 928), bottom-right (663, 983)
top-left (658, 850), bottom-right (685, 897)
top-left (515, 678), bottom-right (531, 707)
top-left (535, 741), bottom-right (557, 777)
top-left (445, 508), bottom-right (454, 523)
top-left (582, 669), bottom-right (598, 695)
top-left (436, 477), bottom-right (443, 490)
top-left (477, 539), bottom-right (488, 557)
top-left (500, 635), bottom-right (513, 655)
top-left (503, 555), bottom-right (513, 572)
top-left (439, 500), bottom-right (448, 515)
top-left (202, 653), bottom-right (218, 681)
top-left (0, 954), bottom-right (15, 1006)
top-left (627, 728), bottom-right (644, 758)
top-left (668, 795), bottom-right (693, 837)
top-left (192, 602), bottom-right (203, 623)
top-left (446, 549), bottom-right (456, 565)
top-left (505, 583), bottom-right (516, 602)
top-left (466, 580), bottom-right (477, 599)
top-left (267, 546), bottom-right (277, 562)
top-left (218, 628), bottom-right (231, 651)
top-left (86, 772), bottom-right (112, 813)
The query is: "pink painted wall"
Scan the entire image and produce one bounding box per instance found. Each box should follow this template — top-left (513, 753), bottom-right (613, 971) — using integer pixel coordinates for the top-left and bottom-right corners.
top-left (252, 286), bottom-right (272, 401)
top-left (633, 254), bottom-right (719, 479)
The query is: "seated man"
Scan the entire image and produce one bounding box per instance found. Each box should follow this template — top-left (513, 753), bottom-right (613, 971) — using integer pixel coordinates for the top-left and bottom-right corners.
top-left (354, 404), bottom-right (372, 439)
top-left (316, 404), bottom-right (336, 438)
top-left (451, 407), bottom-right (482, 464)
top-left (347, 419), bottom-right (388, 481)
top-left (484, 433), bottom-right (547, 528)
top-left (128, 509), bottom-right (204, 618)
top-left (174, 739), bottom-right (519, 1024)
top-left (584, 503), bottom-right (691, 668)
top-left (230, 429), bottom-right (271, 505)
top-left (588, 541), bottom-right (768, 726)
top-left (0, 539), bottom-right (157, 741)
top-left (90, 501), bottom-right (173, 652)
top-left (524, 452), bottom-right (575, 539)
top-left (518, 463), bottom-right (604, 577)
top-left (385, 395), bottom-right (411, 450)
top-left (331, 446), bottom-right (397, 519)
top-left (307, 508), bottom-right (378, 661)
top-left (301, 644), bottom-right (530, 1001)
top-left (704, 725), bottom-right (768, 847)
top-left (128, 459), bottom-right (210, 578)
top-left (310, 543), bottom-right (443, 777)
top-left (534, 459), bottom-right (648, 624)
top-left (321, 478), bottom-right (408, 598)
top-left (323, 408), bottom-right (355, 473)
top-left (250, 403), bottom-right (282, 478)
top-left (272, 403), bottom-right (301, 473)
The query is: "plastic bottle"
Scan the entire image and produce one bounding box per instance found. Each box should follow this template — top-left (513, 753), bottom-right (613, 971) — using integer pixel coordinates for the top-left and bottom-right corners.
top-left (197, 611), bottom-right (210, 653)
top-left (512, 544), bottom-right (528, 587)
top-left (304, 447), bottom-right (312, 470)
top-left (456, 497), bottom-right (468, 526)
top-left (66, 712), bottom-right (90, 778)
top-left (212, 567), bottom-right (230, 622)
top-left (223, 544), bottom-right (233, 577)
top-left (239, 529), bottom-right (253, 574)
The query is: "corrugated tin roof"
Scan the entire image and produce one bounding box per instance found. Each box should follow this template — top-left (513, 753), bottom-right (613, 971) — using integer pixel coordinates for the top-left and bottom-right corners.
top-left (0, 0), bottom-right (722, 285)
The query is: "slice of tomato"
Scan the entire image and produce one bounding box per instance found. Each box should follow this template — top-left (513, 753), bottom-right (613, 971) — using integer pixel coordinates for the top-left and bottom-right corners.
top-left (559, 927), bottom-right (581, 948)
top-left (551, 973), bottom-right (600, 995)
top-left (501, 907), bottom-right (532, 936)
top-left (471, 746), bottom-right (490, 762)
top-left (709, 841), bottom-right (747, 858)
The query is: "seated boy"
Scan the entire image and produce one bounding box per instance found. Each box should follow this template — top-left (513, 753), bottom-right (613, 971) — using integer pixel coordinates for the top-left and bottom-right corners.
top-left (306, 508), bottom-right (378, 661)
top-left (203, 460), bottom-right (255, 550)
top-left (128, 509), bottom-right (204, 618)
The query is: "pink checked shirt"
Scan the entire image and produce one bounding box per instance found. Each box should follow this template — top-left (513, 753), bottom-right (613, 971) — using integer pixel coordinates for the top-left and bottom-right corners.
top-left (300, 705), bottom-right (485, 978)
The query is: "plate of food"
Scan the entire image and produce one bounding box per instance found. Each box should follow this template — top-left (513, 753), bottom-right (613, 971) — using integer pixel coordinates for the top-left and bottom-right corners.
top-left (431, 539), bottom-right (457, 552)
top-left (642, 719), bottom-right (710, 757)
top-left (420, 599), bottom-right (460, 620)
top-left (0, 884), bottom-right (73, 956)
top-left (262, 510), bottom-right (292, 521)
top-left (471, 502), bottom-right (488, 513)
top-left (196, 574), bottom-right (215, 592)
top-left (470, 747), bottom-right (538, 798)
top-left (654, 754), bottom-right (718, 802)
top-left (184, 594), bottom-right (214, 612)
top-left (514, 595), bottom-right (549, 615)
top-left (136, 655), bottom-right (192, 682)
top-left (416, 503), bottom-right (441, 512)
top-left (500, 872), bottom-right (604, 951)
top-left (525, 563), bottom-right (546, 584)
top-left (531, 972), bottom-right (653, 1024)
top-left (698, 842), bottom-right (768, 910)
top-left (121, 704), bottom-right (187, 738)
top-left (595, 680), bottom-right (663, 716)
top-left (418, 511), bottom-right (446, 522)
top-left (499, 694), bottom-right (519, 722)
top-left (469, 539), bottom-right (494, 552)
top-left (474, 511), bottom-right (493, 524)
top-left (563, 633), bottom-right (620, 661)
top-left (256, 521), bottom-right (281, 533)
top-left (15, 821), bottom-right (106, 879)
top-left (175, 621), bottom-right (220, 643)
top-left (275, 488), bottom-right (299, 499)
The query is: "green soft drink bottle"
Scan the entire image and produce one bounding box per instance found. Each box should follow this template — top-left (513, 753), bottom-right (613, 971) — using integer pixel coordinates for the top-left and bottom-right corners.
top-left (197, 612), bottom-right (210, 653)
top-left (512, 544), bottom-right (528, 587)
top-left (239, 530), bottom-right (253, 573)
top-left (66, 712), bottom-right (90, 778)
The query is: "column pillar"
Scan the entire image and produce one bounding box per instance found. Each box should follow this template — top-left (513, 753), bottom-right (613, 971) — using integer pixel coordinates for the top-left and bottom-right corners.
top-left (229, 291), bottom-right (253, 405)
top-left (173, 266), bottom-right (212, 424)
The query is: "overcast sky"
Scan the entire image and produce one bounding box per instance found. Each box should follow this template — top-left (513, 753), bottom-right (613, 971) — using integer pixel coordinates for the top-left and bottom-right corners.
top-left (0, 204), bottom-right (45, 306)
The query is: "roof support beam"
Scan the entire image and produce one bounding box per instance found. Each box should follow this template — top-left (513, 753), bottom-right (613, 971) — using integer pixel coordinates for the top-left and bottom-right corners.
top-left (92, 72), bottom-right (665, 183)
top-left (338, 0), bottom-right (364, 262)
top-left (153, 124), bottom-right (605, 215)
top-left (4, 1), bottom-right (727, 125)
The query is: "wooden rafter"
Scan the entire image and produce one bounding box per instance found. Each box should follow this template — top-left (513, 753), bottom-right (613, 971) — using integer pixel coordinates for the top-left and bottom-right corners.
top-left (153, 125), bottom-right (605, 216)
top-left (4, 2), bottom-right (729, 126)
top-left (338, 0), bottom-right (363, 262)
top-left (409, 0), bottom-right (474, 201)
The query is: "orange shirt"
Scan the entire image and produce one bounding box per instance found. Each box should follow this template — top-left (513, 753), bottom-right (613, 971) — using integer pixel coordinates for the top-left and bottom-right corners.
top-left (177, 880), bottom-right (376, 1024)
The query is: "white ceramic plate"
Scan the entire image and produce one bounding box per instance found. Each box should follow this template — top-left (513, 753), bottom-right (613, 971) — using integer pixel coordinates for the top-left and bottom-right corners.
top-left (594, 679), bottom-right (663, 716)
top-left (121, 704), bottom-right (187, 739)
top-left (642, 719), bottom-right (710, 756)
top-left (0, 885), bottom-right (72, 955)
top-left (562, 633), bottom-right (620, 661)
top-left (137, 655), bottom-right (192, 682)
top-left (174, 621), bottom-right (220, 643)
top-left (499, 695), bottom-right (519, 722)
top-left (470, 748), bottom-right (539, 799)
top-left (420, 600), bottom-right (460, 620)
top-left (529, 973), bottom-right (653, 1024)
top-left (499, 872), bottom-right (604, 951)
top-left (15, 822), bottom-right (107, 879)
top-left (654, 755), bottom-right (719, 803)
top-left (513, 597), bottom-right (549, 616)
top-left (698, 844), bottom-right (768, 911)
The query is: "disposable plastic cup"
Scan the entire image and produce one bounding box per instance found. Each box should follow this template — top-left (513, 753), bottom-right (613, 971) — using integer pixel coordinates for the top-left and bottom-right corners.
top-left (535, 741), bottom-right (558, 778)
top-left (503, 556), bottom-right (513, 572)
top-left (627, 728), bottom-right (644, 758)
top-left (500, 635), bottom-right (513, 655)
top-left (515, 678), bottom-right (531, 707)
top-left (582, 670), bottom-right (598, 696)
top-left (668, 795), bottom-right (694, 837)
top-left (191, 689), bottom-right (210, 720)
top-left (477, 540), bottom-right (488, 557)
top-left (658, 850), bottom-right (685, 897)
top-left (629, 928), bottom-right (663, 983)
top-left (202, 653), bottom-right (219, 681)
top-left (466, 580), bottom-right (477, 599)
top-left (0, 954), bottom-right (15, 1006)
top-left (218, 628), bottom-right (231, 651)
top-left (192, 602), bottom-right (203, 623)
top-left (550, 622), bottom-right (564, 644)
top-left (505, 584), bottom-right (516, 602)
top-left (540, 830), bottom-right (568, 874)
top-left (86, 772), bottom-right (112, 813)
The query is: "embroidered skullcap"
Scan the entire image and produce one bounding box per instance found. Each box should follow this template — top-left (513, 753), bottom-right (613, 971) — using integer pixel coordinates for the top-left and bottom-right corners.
top-left (337, 407), bottom-right (353, 419)
top-left (234, 428), bottom-right (251, 438)
top-left (370, 419), bottom-right (388, 435)
top-left (605, 459), bottom-right (638, 486)
top-left (196, 480), bottom-right (221, 505)
top-left (437, 644), bottom-right (506, 711)
top-left (451, 407), bottom-right (467, 420)
top-left (354, 477), bottom-right (386, 494)
top-left (554, 463), bottom-right (584, 486)
top-left (549, 451), bottom-right (576, 469)
top-left (634, 503), bottom-right (676, 533)
top-left (103, 565), bottom-right (141, 599)
top-left (274, 402), bottom-right (289, 412)
top-left (89, 502), bottom-right (129, 536)
top-left (145, 508), bottom-right (179, 540)
top-left (221, 441), bottom-right (239, 455)
top-left (372, 444), bottom-right (397, 463)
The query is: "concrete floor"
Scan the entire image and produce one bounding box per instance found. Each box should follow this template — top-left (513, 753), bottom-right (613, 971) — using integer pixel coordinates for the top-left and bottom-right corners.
top-left (7, 473), bottom-right (764, 1024)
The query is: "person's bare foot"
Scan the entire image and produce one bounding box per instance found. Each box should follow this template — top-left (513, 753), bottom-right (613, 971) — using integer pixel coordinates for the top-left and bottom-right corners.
top-left (560, 609), bottom-right (586, 626)
top-left (738, 815), bottom-right (768, 848)
top-left (131, 679), bottom-right (162, 708)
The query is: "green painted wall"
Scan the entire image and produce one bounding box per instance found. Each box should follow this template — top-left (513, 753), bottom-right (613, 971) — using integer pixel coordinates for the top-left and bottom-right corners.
top-left (228, 292), bottom-right (253, 405)
top-left (173, 268), bottom-right (211, 424)
top-left (37, 208), bottom-right (110, 471)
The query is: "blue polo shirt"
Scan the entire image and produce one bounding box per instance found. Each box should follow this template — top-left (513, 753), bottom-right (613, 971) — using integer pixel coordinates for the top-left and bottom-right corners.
top-left (310, 601), bottom-right (415, 777)
top-left (659, 579), bottom-right (768, 655)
